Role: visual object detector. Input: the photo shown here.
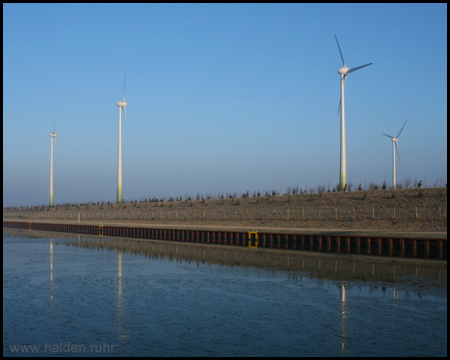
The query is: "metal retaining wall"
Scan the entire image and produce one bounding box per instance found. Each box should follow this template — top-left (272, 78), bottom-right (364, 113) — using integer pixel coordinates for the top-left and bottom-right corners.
top-left (3, 221), bottom-right (447, 260)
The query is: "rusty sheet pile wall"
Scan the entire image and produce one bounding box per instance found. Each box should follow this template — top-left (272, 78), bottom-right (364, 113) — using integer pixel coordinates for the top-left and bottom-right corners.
top-left (3, 221), bottom-right (447, 260)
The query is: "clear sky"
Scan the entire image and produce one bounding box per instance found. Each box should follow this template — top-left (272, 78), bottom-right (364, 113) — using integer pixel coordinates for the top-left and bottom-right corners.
top-left (3, 3), bottom-right (447, 207)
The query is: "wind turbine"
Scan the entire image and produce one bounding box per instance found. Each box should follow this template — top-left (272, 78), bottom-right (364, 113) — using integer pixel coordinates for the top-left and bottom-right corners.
top-left (116, 73), bottom-right (128, 203)
top-left (383, 120), bottom-right (407, 189)
top-left (49, 127), bottom-right (57, 206)
top-left (335, 35), bottom-right (373, 191)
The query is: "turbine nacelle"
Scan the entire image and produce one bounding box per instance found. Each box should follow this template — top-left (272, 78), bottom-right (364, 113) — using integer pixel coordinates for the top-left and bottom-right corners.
top-left (383, 134), bottom-right (398, 142)
top-left (338, 66), bottom-right (350, 75)
top-left (117, 100), bottom-right (127, 108)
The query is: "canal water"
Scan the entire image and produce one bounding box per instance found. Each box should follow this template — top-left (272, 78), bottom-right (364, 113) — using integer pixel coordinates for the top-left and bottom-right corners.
top-left (3, 228), bottom-right (447, 357)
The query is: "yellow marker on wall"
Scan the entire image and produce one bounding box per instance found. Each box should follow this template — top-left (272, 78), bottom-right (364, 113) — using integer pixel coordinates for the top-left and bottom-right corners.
top-left (248, 230), bottom-right (258, 249)
top-left (99, 225), bottom-right (104, 237)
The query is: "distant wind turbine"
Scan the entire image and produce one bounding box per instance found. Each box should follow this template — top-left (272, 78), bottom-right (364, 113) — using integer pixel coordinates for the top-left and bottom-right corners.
top-left (383, 120), bottom-right (407, 189)
top-left (116, 73), bottom-right (128, 203)
top-left (49, 127), bottom-right (57, 206)
top-left (335, 35), bottom-right (373, 191)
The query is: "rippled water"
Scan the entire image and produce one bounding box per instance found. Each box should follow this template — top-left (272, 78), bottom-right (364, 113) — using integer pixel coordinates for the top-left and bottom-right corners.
top-left (3, 228), bottom-right (447, 357)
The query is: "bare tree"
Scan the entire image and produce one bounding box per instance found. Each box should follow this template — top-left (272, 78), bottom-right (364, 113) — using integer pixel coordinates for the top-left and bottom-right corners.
top-left (368, 182), bottom-right (378, 191)
top-left (403, 177), bottom-right (412, 189)
top-left (316, 184), bottom-right (326, 194)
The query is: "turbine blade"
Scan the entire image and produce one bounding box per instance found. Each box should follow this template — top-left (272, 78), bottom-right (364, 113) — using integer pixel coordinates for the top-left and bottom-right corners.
top-left (123, 71), bottom-right (126, 101)
top-left (123, 107), bottom-right (129, 139)
top-left (334, 35), bottom-right (345, 66)
top-left (347, 62), bottom-right (373, 74)
top-left (397, 120), bottom-right (407, 138)
top-left (383, 133), bottom-right (394, 139)
top-left (337, 76), bottom-right (346, 116)
top-left (395, 141), bottom-right (401, 165)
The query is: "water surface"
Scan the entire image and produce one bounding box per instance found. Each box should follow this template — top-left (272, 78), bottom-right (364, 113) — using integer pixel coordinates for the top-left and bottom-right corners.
top-left (3, 228), bottom-right (447, 356)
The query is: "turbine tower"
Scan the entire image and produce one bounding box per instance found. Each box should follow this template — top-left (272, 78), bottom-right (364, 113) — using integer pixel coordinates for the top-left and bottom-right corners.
top-left (383, 120), bottom-right (407, 189)
top-left (49, 128), bottom-right (57, 206)
top-left (116, 73), bottom-right (128, 203)
top-left (335, 35), bottom-right (373, 191)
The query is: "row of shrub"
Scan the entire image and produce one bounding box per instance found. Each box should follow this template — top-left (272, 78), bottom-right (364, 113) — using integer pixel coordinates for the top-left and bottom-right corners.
top-left (4, 177), bottom-right (446, 212)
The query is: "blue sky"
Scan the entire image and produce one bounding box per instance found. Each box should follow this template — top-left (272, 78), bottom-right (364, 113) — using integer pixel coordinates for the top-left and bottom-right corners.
top-left (3, 4), bottom-right (447, 207)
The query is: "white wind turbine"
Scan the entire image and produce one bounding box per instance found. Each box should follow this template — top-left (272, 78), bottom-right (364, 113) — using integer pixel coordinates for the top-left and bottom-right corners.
top-left (116, 73), bottom-right (128, 203)
top-left (49, 127), bottom-right (57, 206)
top-left (335, 35), bottom-right (373, 191)
top-left (383, 120), bottom-right (407, 189)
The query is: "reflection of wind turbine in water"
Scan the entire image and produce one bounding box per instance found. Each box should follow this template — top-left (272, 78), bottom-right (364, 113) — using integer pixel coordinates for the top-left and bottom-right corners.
top-left (117, 250), bottom-right (126, 340)
top-left (392, 287), bottom-right (398, 300)
top-left (50, 240), bottom-right (54, 300)
top-left (340, 282), bottom-right (346, 302)
top-left (339, 282), bottom-right (347, 350)
top-left (118, 250), bottom-right (122, 296)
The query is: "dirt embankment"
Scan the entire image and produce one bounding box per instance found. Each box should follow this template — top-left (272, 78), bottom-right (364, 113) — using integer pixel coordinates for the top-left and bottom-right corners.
top-left (4, 188), bottom-right (447, 236)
